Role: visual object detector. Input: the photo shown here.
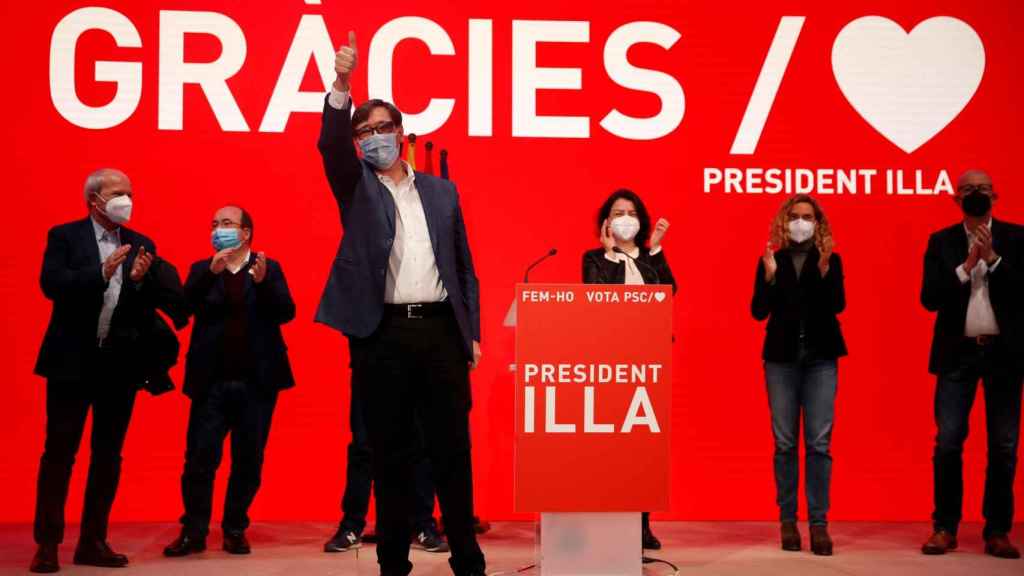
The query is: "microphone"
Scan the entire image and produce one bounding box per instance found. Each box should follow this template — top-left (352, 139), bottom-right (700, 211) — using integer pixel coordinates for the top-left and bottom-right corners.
top-left (612, 246), bottom-right (661, 284)
top-left (524, 248), bottom-right (558, 283)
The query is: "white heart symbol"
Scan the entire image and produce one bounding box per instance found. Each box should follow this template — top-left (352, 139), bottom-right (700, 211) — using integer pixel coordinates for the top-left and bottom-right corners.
top-left (831, 16), bottom-right (985, 153)
top-left (654, 292), bottom-right (666, 303)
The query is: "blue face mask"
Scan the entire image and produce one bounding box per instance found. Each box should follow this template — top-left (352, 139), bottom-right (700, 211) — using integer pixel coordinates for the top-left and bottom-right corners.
top-left (211, 227), bottom-right (242, 251)
top-left (359, 132), bottom-right (400, 169)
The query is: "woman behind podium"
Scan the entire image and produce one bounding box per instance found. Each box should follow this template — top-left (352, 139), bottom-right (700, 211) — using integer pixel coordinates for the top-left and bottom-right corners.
top-left (750, 195), bottom-right (846, 556)
top-left (581, 189), bottom-right (676, 551)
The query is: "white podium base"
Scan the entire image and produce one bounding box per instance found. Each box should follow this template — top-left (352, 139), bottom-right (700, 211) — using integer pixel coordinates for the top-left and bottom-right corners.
top-left (539, 512), bottom-right (641, 576)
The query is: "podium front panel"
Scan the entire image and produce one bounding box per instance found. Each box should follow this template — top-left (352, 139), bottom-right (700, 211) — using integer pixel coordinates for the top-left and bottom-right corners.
top-left (514, 283), bottom-right (672, 512)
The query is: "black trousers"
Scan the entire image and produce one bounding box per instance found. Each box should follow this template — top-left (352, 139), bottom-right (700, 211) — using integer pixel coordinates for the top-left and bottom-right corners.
top-left (34, 359), bottom-right (138, 545)
top-left (341, 371), bottom-right (438, 535)
top-left (932, 340), bottom-right (1023, 538)
top-left (349, 308), bottom-right (484, 576)
top-left (179, 380), bottom-right (278, 536)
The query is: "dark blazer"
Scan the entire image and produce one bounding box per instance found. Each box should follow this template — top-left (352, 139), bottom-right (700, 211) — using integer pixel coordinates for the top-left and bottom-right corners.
top-left (315, 96), bottom-right (480, 358)
top-left (36, 218), bottom-right (164, 384)
top-left (921, 219), bottom-right (1024, 375)
top-left (182, 254), bottom-right (296, 398)
top-left (581, 247), bottom-right (677, 293)
top-left (136, 256), bottom-right (189, 394)
top-left (751, 247), bottom-right (847, 362)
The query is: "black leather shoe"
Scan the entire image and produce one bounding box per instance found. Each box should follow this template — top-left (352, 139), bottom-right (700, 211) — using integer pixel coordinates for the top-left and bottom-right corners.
top-left (163, 531), bottom-right (207, 557)
top-left (985, 534), bottom-right (1021, 559)
top-left (810, 525), bottom-right (833, 556)
top-left (223, 531), bottom-right (251, 555)
top-left (780, 521), bottom-right (801, 551)
top-left (73, 540), bottom-right (128, 567)
top-left (29, 543), bottom-right (59, 573)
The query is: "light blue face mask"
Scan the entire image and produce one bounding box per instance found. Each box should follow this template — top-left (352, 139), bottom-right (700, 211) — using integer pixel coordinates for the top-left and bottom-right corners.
top-left (359, 132), bottom-right (400, 169)
top-left (211, 227), bottom-right (242, 251)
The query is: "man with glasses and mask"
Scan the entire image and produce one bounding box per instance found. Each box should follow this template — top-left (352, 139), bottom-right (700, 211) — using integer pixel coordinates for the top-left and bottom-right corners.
top-left (162, 205), bottom-right (296, 558)
top-left (920, 169), bottom-right (1024, 559)
top-left (315, 31), bottom-right (485, 576)
top-left (30, 169), bottom-right (157, 573)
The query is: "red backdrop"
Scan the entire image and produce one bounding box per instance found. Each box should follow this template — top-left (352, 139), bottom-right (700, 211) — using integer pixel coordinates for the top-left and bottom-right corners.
top-left (2, 0), bottom-right (1023, 525)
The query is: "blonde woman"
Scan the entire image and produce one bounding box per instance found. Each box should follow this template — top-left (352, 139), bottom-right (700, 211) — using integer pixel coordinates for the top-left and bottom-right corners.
top-left (751, 195), bottom-right (846, 556)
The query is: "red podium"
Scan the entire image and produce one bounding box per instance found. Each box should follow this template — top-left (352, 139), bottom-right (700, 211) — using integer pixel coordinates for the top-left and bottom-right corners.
top-left (513, 283), bottom-right (673, 574)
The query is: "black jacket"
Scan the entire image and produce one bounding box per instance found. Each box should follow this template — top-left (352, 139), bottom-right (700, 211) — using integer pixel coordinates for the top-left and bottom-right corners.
top-left (183, 253), bottom-right (296, 398)
top-left (581, 247), bottom-right (677, 293)
top-left (921, 219), bottom-right (1024, 375)
top-left (136, 256), bottom-right (189, 394)
top-left (35, 218), bottom-right (171, 385)
top-left (316, 95), bottom-right (480, 358)
top-left (751, 247), bottom-right (847, 362)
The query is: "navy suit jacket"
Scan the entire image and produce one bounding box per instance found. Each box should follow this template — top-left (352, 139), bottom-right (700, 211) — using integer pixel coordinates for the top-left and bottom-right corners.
top-left (315, 96), bottom-right (480, 358)
top-left (183, 253), bottom-right (296, 398)
top-left (35, 217), bottom-right (176, 384)
top-left (921, 219), bottom-right (1024, 375)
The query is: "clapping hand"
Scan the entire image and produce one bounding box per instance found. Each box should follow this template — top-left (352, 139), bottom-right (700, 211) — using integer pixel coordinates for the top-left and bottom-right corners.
top-left (762, 241), bottom-right (777, 283)
top-left (129, 246), bottom-right (154, 282)
top-left (103, 245), bottom-right (132, 281)
top-left (975, 225), bottom-right (997, 265)
top-left (601, 219), bottom-right (616, 254)
top-left (248, 252), bottom-right (268, 284)
top-left (818, 235), bottom-right (834, 276)
top-left (650, 218), bottom-right (670, 251)
top-left (210, 246), bottom-right (238, 274)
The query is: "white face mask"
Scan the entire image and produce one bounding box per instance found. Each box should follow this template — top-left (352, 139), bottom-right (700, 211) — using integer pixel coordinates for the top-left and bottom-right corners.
top-left (97, 194), bottom-right (133, 224)
top-left (610, 215), bottom-right (640, 242)
top-left (788, 219), bottom-right (815, 244)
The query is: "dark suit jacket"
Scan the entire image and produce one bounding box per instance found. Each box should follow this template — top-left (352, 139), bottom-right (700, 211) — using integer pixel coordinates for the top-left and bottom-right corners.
top-left (751, 247), bottom-right (847, 362)
top-left (921, 219), bottom-right (1024, 375)
top-left (183, 254), bottom-right (296, 398)
top-left (315, 96), bottom-right (480, 358)
top-left (35, 218), bottom-right (168, 385)
top-left (137, 256), bottom-right (189, 394)
top-left (581, 247), bottom-right (677, 293)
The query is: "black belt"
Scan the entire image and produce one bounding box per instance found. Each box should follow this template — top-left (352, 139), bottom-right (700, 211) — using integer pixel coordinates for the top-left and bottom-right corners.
top-left (964, 334), bottom-right (998, 346)
top-left (383, 302), bottom-right (451, 319)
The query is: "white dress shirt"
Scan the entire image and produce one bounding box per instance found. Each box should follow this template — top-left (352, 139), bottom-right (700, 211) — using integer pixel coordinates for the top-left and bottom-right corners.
top-left (955, 220), bottom-right (1001, 337)
top-left (226, 249), bottom-right (251, 275)
top-left (327, 89), bottom-right (446, 304)
top-left (378, 164), bottom-right (447, 303)
top-left (603, 245), bottom-right (662, 285)
top-left (328, 88), bottom-right (350, 110)
top-left (92, 218), bottom-right (122, 341)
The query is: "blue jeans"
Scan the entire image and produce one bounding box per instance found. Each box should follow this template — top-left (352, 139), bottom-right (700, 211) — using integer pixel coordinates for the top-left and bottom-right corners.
top-left (765, 345), bottom-right (838, 526)
top-left (932, 341), bottom-right (1022, 538)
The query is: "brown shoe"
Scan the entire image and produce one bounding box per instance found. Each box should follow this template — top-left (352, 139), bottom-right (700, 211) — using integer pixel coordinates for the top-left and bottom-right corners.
top-left (780, 521), bottom-right (801, 551)
top-left (810, 525), bottom-right (833, 556)
top-left (922, 530), bottom-right (958, 555)
top-left (984, 535), bottom-right (1021, 559)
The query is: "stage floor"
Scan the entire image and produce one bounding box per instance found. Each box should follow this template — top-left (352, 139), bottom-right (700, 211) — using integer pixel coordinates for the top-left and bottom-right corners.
top-left (0, 521), bottom-right (1020, 575)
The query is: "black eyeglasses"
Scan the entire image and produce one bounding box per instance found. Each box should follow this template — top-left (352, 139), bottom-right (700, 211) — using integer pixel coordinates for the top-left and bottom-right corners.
top-left (958, 184), bottom-right (993, 195)
top-left (354, 121), bottom-right (397, 141)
